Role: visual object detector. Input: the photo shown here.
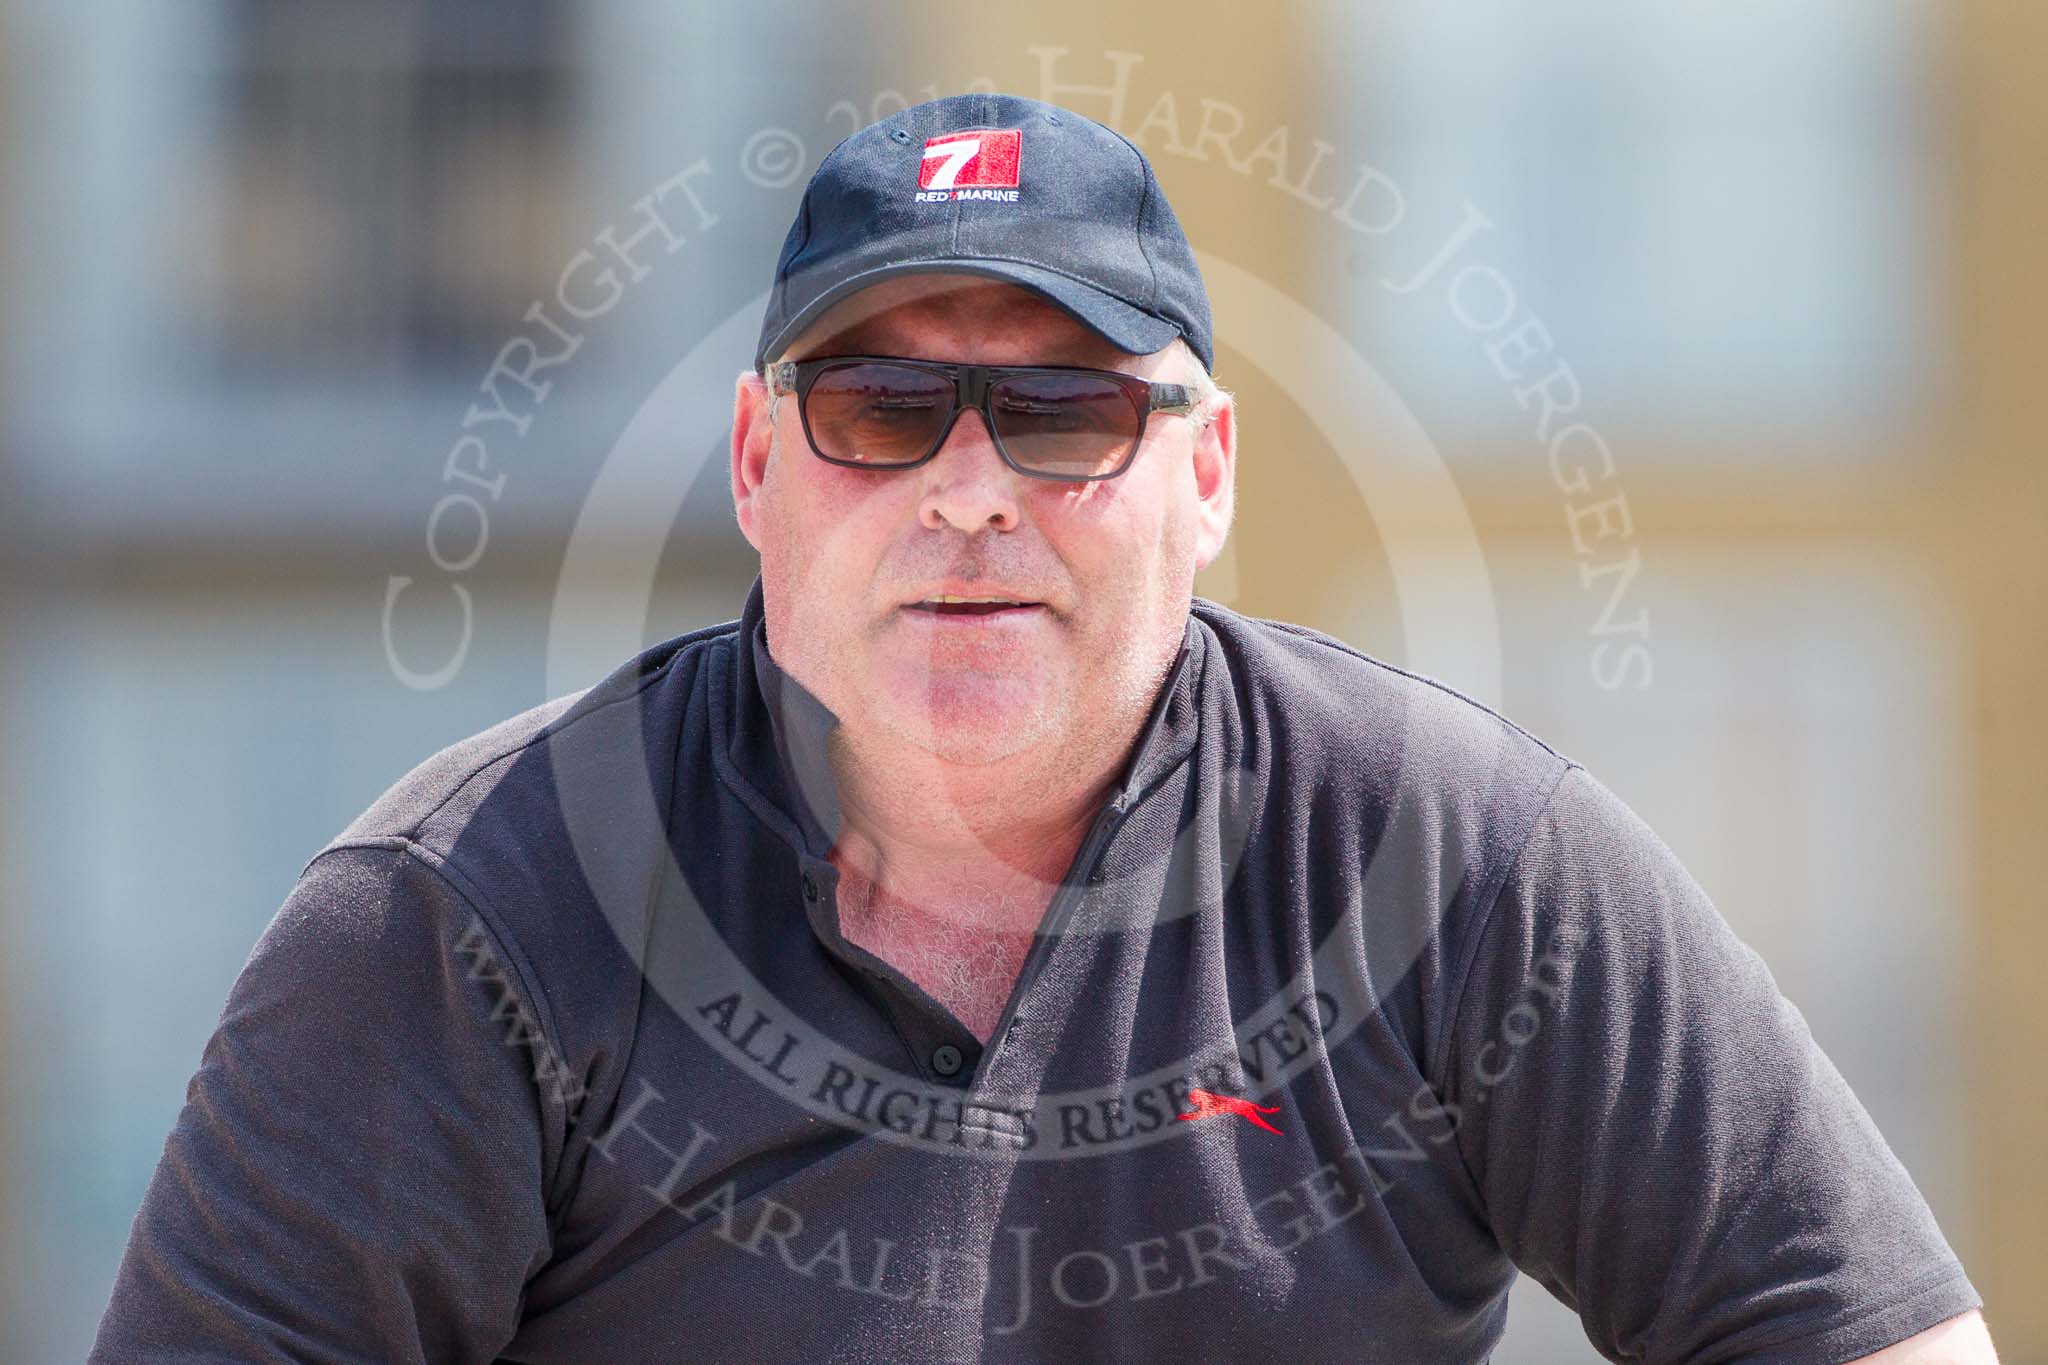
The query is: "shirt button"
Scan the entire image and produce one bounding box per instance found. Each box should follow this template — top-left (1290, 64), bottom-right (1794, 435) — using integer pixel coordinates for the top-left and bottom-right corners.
top-left (931, 1044), bottom-right (964, 1077)
top-left (800, 872), bottom-right (819, 902)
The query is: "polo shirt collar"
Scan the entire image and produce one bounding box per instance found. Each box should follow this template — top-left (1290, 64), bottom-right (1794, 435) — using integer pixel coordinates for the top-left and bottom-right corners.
top-left (724, 574), bottom-right (1204, 860)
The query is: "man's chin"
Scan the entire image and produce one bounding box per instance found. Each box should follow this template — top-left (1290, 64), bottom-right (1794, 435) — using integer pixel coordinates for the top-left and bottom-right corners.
top-left (873, 685), bottom-right (1064, 767)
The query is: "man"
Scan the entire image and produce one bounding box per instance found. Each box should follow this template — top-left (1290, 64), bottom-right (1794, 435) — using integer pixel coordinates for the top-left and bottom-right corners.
top-left (94, 94), bottom-right (1993, 1362)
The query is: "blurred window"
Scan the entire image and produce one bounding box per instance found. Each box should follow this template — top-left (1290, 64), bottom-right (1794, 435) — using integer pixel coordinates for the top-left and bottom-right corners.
top-left (1349, 0), bottom-right (1941, 457)
top-left (204, 1), bottom-right (577, 376)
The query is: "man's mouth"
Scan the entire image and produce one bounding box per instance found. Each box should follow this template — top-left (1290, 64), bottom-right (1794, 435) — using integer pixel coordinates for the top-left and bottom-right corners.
top-left (904, 595), bottom-right (1042, 617)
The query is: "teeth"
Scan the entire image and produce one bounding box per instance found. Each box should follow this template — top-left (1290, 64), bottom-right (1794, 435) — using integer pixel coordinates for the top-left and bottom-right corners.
top-left (925, 595), bottom-right (1023, 605)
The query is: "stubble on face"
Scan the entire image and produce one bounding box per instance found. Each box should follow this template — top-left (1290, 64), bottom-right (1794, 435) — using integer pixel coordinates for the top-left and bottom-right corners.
top-left (750, 277), bottom-right (1206, 852)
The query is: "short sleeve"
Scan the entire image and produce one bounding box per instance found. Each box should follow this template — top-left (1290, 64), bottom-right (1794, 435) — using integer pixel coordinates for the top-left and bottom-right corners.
top-left (89, 843), bottom-right (557, 1364)
top-left (1442, 765), bottom-right (1980, 1363)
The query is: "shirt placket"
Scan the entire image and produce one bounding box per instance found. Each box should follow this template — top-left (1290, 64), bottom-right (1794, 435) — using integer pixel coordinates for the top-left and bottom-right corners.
top-left (790, 847), bottom-right (993, 1089)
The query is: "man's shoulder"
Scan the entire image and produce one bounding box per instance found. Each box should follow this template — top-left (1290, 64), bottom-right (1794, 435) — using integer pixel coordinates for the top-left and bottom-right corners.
top-left (1191, 600), bottom-right (1584, 1072)
top-left (311, 615), bottom-right (742, 871)
top-left (1189, 597), bottom-right (1570, 791)
top-left (258, 617), bottom-right (744, 1104)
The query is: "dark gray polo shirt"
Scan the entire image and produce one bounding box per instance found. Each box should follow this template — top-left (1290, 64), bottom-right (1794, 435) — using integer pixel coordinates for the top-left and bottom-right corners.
top-left (93, 578), bottom-right (1979, 1363)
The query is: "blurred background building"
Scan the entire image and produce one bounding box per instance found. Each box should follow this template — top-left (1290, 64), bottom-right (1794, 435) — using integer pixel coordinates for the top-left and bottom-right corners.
top-left (2, 2), bottom-right (2042, 1360)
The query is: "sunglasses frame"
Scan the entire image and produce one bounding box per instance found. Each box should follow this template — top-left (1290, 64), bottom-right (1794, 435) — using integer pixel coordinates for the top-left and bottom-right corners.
top-left (767, 354), bottom-right (1200, 483)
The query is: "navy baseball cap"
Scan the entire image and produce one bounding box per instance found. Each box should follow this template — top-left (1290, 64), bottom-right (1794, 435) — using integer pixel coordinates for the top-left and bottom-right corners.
top-left (754, 92), bottom-right (1213, 374)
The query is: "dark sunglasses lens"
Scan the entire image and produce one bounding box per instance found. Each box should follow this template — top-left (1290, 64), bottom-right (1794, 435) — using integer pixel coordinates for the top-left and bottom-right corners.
top-left (802, 363), bottom-right (954, 466)
top-left (990, 374), bottom-right (1142, 478)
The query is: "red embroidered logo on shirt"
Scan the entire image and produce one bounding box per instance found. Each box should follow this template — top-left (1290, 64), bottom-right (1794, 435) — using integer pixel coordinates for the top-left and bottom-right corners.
top-left (1176, 1088), bottom-right (1284, 1135)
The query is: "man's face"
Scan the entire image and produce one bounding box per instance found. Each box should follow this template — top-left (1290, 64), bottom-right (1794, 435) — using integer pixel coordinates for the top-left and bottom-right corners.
top-left (730, 274), bottom-right (1235, 771)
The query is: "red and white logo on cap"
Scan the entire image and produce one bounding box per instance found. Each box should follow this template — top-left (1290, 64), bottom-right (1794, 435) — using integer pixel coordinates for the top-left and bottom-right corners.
top-left (916, 129), bottom-right (1021, 202)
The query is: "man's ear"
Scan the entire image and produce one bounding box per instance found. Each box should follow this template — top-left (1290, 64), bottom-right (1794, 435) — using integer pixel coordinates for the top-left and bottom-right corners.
top-left (1190, 388), bottom-right (1237, 572)
top-left (731, 368), bottom-right (774, 550)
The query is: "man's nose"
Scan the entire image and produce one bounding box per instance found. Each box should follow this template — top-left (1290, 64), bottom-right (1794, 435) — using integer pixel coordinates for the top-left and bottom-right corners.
top-left (915, 406), bottom-right (1025, 534)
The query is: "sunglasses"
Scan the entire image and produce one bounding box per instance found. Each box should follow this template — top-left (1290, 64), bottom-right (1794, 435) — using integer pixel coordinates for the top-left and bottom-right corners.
top-left (766, 355), bottom-right (1202, 483)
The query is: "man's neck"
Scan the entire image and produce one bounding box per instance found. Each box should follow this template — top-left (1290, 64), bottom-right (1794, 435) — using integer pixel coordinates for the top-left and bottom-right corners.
top-left (824, 731), bottom-right (1116, 926)
top-left (822, 736), bottom-right (1123, 1043)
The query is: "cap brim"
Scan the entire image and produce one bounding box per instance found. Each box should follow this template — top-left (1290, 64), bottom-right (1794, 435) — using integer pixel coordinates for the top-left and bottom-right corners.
top-left (758, 259), bottom-right (1184, 369)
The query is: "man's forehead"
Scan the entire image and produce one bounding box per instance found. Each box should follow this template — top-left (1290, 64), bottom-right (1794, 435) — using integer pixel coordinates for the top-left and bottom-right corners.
top-left (788, 274), bottom-right (1138, 367)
